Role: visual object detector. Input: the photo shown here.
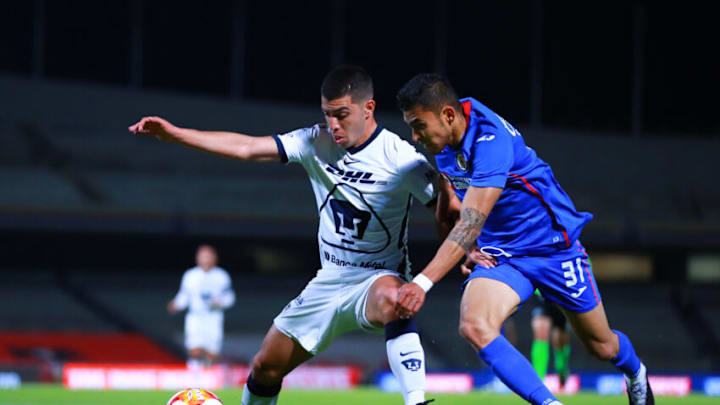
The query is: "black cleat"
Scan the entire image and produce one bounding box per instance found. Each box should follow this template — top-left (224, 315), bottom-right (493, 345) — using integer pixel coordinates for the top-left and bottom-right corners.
top-left (416, 400), bottom-right (435, 405)
top-left (626, 364), bottom-right (654, 405)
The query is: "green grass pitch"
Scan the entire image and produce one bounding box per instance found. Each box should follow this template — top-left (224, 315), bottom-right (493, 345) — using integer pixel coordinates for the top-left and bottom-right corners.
top-left (2, 384), bottom-right (716, 405)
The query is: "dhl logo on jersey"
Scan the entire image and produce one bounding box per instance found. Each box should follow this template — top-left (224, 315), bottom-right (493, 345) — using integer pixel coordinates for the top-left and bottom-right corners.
top-left (325, 164), bottom-right (388, 185)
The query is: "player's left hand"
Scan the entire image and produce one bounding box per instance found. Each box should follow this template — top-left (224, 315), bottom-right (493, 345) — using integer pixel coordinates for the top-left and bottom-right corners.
top-left (395, 282), bottom-right (426, 318)
top-left (461, 246), bottom-right (497, 277)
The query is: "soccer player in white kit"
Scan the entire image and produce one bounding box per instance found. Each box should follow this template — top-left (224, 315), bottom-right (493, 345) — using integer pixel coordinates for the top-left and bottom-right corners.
top-left (168, 244), bottom-right (235, 367)
top-left (130, 66), bottom-right (444, 405)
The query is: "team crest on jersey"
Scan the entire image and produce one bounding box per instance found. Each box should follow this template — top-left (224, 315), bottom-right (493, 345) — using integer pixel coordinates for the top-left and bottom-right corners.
top-left (319, 183), bottom-right (392, 254)
top-left (456, 151), bottom-right (468, 172)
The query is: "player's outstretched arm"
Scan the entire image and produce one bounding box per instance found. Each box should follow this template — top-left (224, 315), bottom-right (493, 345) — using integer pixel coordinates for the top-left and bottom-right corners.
top-left (396, 186), bottom-right (502, 317)
top-left (128, 116), bottom-right (281, 162)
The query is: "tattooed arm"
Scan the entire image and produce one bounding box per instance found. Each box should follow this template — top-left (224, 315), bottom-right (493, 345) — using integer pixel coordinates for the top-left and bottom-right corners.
top-left (396, 186), bottom-right (503, 317)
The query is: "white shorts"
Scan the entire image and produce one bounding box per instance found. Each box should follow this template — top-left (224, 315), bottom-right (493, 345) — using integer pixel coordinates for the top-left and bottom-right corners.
top-left (185, 313), bottom-right (223, 355)
top-left (273, 268), bottom-right (401, 355)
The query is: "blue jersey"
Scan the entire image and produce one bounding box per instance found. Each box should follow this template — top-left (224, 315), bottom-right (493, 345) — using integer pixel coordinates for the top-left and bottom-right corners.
top-left (436, 97), bottom-right (593, 256)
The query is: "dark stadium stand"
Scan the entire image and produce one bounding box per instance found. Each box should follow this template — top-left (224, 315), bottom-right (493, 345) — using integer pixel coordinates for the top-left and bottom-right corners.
top-left (0, 271), bottom-right (115, 332)
top-left (2, 75), bottom-right (720, 244)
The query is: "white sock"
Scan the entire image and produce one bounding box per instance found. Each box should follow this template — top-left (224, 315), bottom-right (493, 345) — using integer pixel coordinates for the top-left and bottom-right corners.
top-left (386, 332), bottom-right (426, 405)
top-left (241, 383), bottom-right (278, 405)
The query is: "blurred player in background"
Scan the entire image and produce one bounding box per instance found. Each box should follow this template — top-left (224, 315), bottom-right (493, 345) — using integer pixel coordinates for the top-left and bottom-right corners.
top-left (131, 66), bottom-right (444, 405)
top-left (395, 74), bottom-right (653, 405)
top-left (168, 244), bottom-right (235, 368)
top-left (531, 292), bottom-right (571, 387)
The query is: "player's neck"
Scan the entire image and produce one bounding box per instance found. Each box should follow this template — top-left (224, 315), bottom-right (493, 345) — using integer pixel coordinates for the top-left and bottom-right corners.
top-left (450, 115), bottom-right (467, 146)
top-left (352, 119), bottom-right (378, 149)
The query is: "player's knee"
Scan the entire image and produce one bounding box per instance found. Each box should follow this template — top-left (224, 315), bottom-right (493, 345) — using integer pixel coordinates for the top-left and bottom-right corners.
top-left (458, 317), bottom-right (498, 348)
top-left (250, 353), bottom-right (285, 383)
top-left (381, 290), bottom-right (398, 320)
top-left (370, 287), bottom-right (399, 324)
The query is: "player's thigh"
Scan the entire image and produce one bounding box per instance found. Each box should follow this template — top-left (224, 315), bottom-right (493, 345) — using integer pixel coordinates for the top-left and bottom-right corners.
top-left (461, 261), bottom-right (534, 327)
top-left (185, 317), bottom-right (206, 351)
top-left (273, 271), bottom-right (341, 354)
top-left (364, 274), bottom-right (404, 326)
top-left (459, 277), bottom-right (523, 349)
top-left (204, 325), bottom-right (223, 356)
top-left (253, 325), bottom-right (313, 378)
top-left (461, 277), bottom-right (521, 326)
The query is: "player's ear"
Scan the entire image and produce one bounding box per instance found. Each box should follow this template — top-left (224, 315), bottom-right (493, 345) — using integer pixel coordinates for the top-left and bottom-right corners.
top-left (363, 99), bottom-right (376, 118)
top-left (441, 105), bottom-right (456, 126)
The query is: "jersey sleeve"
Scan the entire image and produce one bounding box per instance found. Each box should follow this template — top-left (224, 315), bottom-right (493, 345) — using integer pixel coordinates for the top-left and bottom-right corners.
top-left (469, 130), bottom-right (513, 189)
top-left (397, 144), bottom-right (437, 206)
top-left (172, 271), bottom-right (190, 310)
top-left (215, 271), bottom-right (235, 309)
top-left (272, 126), bottom-right (317, 164)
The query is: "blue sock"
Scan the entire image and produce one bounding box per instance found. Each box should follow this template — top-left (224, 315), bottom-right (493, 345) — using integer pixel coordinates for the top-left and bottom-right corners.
top-left (478, 335), bottom-right (557, 405)
top-left (611, 329), bottom-right (641, 377)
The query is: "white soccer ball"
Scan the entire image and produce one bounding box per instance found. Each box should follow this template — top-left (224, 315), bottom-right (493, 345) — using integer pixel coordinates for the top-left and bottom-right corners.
top-left (167, 388), bottom-right (223, 405)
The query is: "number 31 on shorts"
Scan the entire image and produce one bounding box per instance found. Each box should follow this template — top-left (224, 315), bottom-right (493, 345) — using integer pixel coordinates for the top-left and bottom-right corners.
top-left (562, 258), bottom-right (587, 298)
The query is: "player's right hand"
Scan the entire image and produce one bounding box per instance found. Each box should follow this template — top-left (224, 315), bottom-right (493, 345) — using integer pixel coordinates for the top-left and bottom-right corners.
top-left (128, 116), bottom-right (180, 142)
top-left (167, 300), bottom-right (179, 314)
top-left (460, 246), bottom-right (497, 277)
top-left (396, 282), bottom-right (426, 318)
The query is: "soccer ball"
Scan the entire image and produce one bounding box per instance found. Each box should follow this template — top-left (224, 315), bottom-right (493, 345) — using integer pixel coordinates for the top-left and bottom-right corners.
top-left (166, 388), bottom-right (223, 405)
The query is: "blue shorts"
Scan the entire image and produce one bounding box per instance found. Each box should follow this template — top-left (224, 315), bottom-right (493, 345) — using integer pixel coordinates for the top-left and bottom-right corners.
top-left (465, 240), bottom-right (601, 313)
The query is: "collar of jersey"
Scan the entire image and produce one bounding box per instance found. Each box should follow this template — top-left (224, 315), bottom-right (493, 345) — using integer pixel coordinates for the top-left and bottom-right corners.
top-left (345, 125), bottom-right (383, 154)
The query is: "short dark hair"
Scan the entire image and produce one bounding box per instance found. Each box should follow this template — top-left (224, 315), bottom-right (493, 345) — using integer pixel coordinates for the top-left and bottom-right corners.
top-left (321, 65), bottom-right (373, 103)
top-left (396, 73), bottom-right (462, 113)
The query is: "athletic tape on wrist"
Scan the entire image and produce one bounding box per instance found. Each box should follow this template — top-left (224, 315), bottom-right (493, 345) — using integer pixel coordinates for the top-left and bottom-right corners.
top-left (412, 274), bottom-right (434, 292)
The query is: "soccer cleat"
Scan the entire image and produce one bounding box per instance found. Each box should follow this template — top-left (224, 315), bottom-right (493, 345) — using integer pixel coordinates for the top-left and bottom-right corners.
top-left (547, 401), bottom-right (563, 405)
top-left (415, 400), bottom-right (435, 405)
top-left (625, 364), bottom-right (654, 405)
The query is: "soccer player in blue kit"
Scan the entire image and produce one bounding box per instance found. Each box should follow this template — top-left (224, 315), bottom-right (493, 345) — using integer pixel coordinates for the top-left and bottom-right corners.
top-left (394, 74), bottom-right (654, 405)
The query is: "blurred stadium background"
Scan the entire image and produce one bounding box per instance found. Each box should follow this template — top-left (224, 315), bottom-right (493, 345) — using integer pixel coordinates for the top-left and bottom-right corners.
top-left (1, 0), bottom-right (719, 402)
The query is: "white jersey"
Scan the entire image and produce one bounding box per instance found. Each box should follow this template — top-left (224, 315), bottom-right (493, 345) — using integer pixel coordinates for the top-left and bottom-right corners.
top-left (172, 266), bottom-right (235, 318)
top-left (274, 124), bottom-right (436, 276)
